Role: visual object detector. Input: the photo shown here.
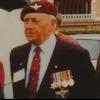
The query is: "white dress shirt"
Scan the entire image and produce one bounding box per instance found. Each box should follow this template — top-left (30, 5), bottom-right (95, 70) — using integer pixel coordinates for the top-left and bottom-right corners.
top-left (25, 34), bottom-right (57, 92)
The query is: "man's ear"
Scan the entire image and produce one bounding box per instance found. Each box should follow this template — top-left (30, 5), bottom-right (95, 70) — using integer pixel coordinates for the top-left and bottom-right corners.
top-left (51, 19), bottom-right (57, 32)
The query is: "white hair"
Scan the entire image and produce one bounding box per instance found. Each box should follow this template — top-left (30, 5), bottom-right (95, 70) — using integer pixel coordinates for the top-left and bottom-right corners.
top-left (48, 15), bottom-right (57, 21)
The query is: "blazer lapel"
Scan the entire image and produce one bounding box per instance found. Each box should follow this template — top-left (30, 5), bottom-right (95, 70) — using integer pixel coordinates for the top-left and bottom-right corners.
top-left (22, 43), bottom-right (31, 73)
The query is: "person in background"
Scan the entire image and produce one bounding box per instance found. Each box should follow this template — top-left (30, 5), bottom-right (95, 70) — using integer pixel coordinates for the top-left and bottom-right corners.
top-left (0, 0), bottom-right (27, 11)
top-left (55, 30), bottom-right (80, 45)
top-left (10, 0), bottom-right (96, 99)
top-left (0, 61), bottom-right (4, 98)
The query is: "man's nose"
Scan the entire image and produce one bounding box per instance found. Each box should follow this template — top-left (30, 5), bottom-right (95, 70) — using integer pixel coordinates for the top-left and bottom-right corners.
top-left (26, 21), bottom-right (33, 28)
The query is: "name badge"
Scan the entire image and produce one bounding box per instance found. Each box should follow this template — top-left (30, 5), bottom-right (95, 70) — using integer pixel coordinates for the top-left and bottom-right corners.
top-left (13, 68), bottom-right (25, 83)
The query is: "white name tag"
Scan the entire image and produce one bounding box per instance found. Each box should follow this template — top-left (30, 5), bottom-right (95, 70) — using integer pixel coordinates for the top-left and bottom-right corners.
top-left (13, 69), bottom-right (25, 83)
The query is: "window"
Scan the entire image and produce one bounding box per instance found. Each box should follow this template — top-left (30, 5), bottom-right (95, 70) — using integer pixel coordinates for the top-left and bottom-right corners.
top-left (54, 0), bottom-right (91, 14)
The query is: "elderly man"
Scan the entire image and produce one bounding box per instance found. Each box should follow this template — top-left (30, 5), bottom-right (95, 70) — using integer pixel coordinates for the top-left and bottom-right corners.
top-left (10, 0), bottom-right (96, 99)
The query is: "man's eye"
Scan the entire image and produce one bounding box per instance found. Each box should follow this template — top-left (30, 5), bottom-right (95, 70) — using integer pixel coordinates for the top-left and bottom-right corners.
top-left (24, 19), bottom-right (29, 23)
top-left (32, 19), bottom-right (39, 23)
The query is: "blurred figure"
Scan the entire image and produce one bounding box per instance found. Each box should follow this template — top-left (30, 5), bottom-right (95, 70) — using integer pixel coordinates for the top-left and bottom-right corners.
top-left (0, 61), bottom-right (4, 98)
top-left (0, 0), bottom-right (27, 11)
top-left (55, 31), bottom-right (80, 45)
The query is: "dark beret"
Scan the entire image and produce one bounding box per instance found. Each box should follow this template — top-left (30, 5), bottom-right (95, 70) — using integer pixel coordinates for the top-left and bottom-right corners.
top-left (20, 0), bottom-right (58, 21)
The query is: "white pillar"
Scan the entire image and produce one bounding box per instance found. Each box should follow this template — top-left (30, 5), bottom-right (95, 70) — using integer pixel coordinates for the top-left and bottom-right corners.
top-left (91, 0), bottom-right (96, 16)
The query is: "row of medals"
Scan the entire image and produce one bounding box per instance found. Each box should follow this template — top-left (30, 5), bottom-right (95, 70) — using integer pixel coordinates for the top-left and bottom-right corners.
top-left (50, 70), bottom-right (75, 89)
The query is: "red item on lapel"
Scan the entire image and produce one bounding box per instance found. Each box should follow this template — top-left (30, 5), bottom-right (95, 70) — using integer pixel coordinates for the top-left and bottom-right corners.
top-left (57, 32), bottom-right (80, 45)
top-left (0, 62), bottom-right (4, 88)
top-left (28, 47), bottom-right (41, 98)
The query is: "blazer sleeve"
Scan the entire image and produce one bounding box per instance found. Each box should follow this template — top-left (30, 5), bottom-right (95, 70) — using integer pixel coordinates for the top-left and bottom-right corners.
top-left (96, 53), bottom-right (100, 76)
top-left (75, 49), bottom-right (97, 98)
top-left (95, 53), bottom-right (100, 97)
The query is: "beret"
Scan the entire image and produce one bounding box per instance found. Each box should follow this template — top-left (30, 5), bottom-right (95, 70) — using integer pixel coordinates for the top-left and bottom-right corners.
top-left (21, 0), bottom-right (58, 21)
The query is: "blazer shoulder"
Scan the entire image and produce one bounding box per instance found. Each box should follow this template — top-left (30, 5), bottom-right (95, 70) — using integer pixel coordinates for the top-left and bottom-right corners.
top-left (11, 43), bottom-right (31, 53)
top-left (56, 37), bottom-right (91, 63)
top-left (58, 37), bottom-right (89, 54)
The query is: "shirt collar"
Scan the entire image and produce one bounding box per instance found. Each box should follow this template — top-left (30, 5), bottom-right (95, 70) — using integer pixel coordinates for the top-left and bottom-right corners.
top-left (30, 33), bottom-right (57, 54)
top-left (40, 34), bottom-right (56, 54)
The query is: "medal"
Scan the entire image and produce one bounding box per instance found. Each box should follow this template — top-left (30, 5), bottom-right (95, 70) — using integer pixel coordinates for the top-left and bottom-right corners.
top-left (50, 70), bottom-right (75, 93)
top-left (55, 88), bottom-right (69, 99)
top-left (68, 79), bottom-right (75, 86)
top-left (63, 71), bottom-right (68, 80)
top-left (61, 80), bottom-right (68, 88)
top-left (51, 73), bottom-right (57, 83)
top-left (50, 82), bottom-right (58, 90)
top-left (56, 81), bottom-right (62, 88)
top-left (67, 70), bottom-right (73, 79)
top-left (56, 72), bottom-right (61, 82)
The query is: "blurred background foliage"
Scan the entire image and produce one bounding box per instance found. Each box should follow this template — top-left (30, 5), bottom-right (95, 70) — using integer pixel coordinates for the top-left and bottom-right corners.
top-left (60, 31), bottom-right (100, 35)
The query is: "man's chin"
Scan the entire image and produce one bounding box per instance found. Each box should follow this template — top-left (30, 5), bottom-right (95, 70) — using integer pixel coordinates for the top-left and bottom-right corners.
top-left (28, 40), bottom-right (40, 45)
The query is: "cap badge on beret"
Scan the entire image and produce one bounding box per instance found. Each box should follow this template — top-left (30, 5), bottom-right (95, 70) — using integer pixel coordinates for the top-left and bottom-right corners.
top-left (30, 3), bottom-right (42, 10)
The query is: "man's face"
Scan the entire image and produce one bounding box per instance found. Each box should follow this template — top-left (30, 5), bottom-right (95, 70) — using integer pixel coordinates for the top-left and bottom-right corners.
top-left (23, 13), bottom-right (56, 45)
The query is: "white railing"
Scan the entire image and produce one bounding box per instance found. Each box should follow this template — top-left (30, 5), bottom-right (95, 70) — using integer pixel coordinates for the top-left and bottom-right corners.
top-left (61, 14), bottom-right (94, 22)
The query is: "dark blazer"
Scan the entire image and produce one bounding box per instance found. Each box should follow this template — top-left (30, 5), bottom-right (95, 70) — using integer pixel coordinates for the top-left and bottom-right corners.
top-left (96, 53), bottom-right (100, 98)
top-left (96, 53), bottom-right (100, 74)
top-left (10, 37), bottom-right (96, 99)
